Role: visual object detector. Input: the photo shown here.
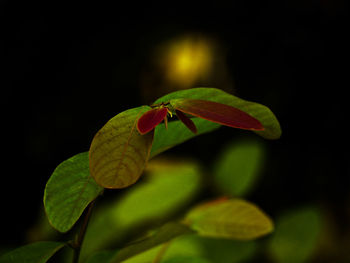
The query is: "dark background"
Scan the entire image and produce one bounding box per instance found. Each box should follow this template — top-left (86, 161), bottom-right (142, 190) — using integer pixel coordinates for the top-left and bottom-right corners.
top-left (1, 0), bottom-right (348, 257)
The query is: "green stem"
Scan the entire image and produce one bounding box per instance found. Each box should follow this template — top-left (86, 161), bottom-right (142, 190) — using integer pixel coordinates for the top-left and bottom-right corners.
top-left (152, 241), bottom-right (171, 263)
top-left (109, 222), bottom-right (193, 263)
top-left (72, 200), bottom-right (96, 263)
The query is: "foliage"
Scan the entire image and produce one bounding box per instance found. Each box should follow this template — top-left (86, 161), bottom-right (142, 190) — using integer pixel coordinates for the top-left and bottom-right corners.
top-left (150, 87), bottom-right (281, 157)
top-left (267, 206), bottom-right (322, 263)
top-left (0, 241), bottom-right (65, 263)
top-left (89, 106), bottom-right (154, 189)
top-left (213, 138), bottom-right (266, 197)
top-left (184, 198), bottom-right (274, 240)
top-left (1, 87), bottom-right (282, 263)
top-left (44, 152), bottom-right (103, 233)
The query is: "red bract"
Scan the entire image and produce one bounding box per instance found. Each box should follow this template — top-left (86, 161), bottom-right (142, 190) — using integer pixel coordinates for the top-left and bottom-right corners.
top-left (172, 99), bottom-right (264, 131)
top-left (137, 107), bottom-right (168, 135)
top-left (137, 99), bottom-right (264, 135)
top-left (175, 109), bottom-right (197, 133)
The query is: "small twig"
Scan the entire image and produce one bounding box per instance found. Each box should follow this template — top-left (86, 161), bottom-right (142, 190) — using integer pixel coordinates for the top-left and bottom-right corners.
top-left (72, 200), bottom-right (96, 263)
top-left (152, 241), bottom-right (172, 263)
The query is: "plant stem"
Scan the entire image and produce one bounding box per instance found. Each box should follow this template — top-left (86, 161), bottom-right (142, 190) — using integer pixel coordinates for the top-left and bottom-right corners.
top-left (152, 241), bottom-right (171, 263)
top-left (72, 200), bottom-right (96, 263)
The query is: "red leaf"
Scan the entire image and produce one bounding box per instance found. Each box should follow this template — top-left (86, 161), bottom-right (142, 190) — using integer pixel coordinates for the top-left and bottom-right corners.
top-left (137, 107), bottom-right (168, 135)
top-left (172, 99), bottom-right (264, 131)
top-left (175, 110), bottom-right (197, 133)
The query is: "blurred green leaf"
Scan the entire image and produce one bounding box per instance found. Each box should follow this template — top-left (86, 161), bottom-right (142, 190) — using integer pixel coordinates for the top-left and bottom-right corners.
top-left (80, 158), bottom-right (202, 261)
top-left (27, 206), bottom-right (59, 243)
top-left (120, 233), bottom-right (256, 263)
top-left (109, 222), bottom-right (193, 262)
top-left (121, 234), bottom-right (203, 263)
top-left (150, 87), bottom-right (281, 157)
top-left (89, 106), bottom-right (154, 189)
top-left (0, 241), bottom-right (65, 263)
top-left (86, 251), bottom-right (115, 263)
top-left (213, 138), bottom-right (266, 197)
top-left (161, 256), bottom-right (211, 263)
top-left (161, 234), bottom-right (256, 263)
top-left (44, 152), bottom-right (103, 233)
top-left (114, 159), bottom-right (202, 226)
top-left (196, 237), bottom-right (256, 263)
top-left (185, 198), bottom-right (274, 240)
top-left (268, 206), bottom-right (322, 263)
top-left (157, 235), bottom-right (206, 261)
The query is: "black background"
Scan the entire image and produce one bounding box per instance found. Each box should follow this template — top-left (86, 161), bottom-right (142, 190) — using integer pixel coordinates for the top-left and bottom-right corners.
top-left (1, 0), bottom-right (349, 256)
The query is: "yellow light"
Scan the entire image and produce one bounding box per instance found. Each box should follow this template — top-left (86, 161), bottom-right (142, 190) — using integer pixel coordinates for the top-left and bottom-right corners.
top-left (164, 37), bottom-right (213, 87)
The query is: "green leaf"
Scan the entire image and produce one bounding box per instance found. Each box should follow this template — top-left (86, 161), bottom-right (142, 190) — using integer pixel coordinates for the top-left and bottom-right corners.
top-left (159, 234), bottom-right (256, 263)
top-left (119, 232), bottom-right (256, 263)
top-left (195, 237), bottom-right (256, 263)
top-left (86, 251), bottom-right (115, 263)
top-left (120, 234), bottom-right (204, 263)
top-left (89, 106), bottom-right (154, 189)
top-left (109, 222), bottom-right (193, 263)
top-left (161, 256), bottom-right (211, 263)
top-left (0, 241), bottom-right (65, 263)
top-left (44, 152), bottom-right (103, 233)
top-left (150, 87), bottom-right (281, 157)
top-left (213, 138), bottom-right (266, 197)
top-left (150, 118), bottom-right (219, 158)
top-left (155, 235), bottom-right (207, 262)
top-left (80, 158), bottom-right (202, 261)
top-left (113, 159), bottom-right (202, 227)
top-left (184, 198), bottom-right (274, 240)
top-left (268, 206), bottom-right (322, 263)
top-left (27, 205), bottom-right (59, 242)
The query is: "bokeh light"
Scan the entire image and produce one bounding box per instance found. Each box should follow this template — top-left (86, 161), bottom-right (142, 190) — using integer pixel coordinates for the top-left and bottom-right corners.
top-left (140, 34), bottom-right (232, 103)
top-left (163, 37), bottom-right (212, 87)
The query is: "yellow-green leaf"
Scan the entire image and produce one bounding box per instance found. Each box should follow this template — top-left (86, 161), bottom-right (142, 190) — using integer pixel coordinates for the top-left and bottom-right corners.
top-left (184, 198), bottom-right (273, 240)
top-left (89, 106), bottom-right (154, 189)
